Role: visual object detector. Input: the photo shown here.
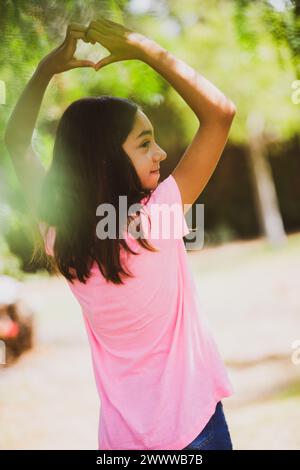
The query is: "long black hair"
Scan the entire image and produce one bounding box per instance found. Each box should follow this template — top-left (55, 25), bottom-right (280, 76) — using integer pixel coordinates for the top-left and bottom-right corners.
top-left (34, 95), bottom-right (159, 285)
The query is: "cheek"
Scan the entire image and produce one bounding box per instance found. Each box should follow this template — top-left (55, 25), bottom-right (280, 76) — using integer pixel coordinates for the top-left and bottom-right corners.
top-left (135, 155), bottom-right (149, 172)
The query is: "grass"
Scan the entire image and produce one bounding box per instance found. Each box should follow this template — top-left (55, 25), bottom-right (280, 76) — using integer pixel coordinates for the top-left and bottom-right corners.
top-left (274, 380), bottom-right (300, 401)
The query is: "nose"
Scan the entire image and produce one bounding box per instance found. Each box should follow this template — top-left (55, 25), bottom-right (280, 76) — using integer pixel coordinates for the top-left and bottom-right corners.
top-left (153, 144), bottom-right (167, 163)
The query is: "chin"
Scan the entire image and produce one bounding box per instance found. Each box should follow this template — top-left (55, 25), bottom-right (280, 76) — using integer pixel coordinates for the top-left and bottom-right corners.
top-left (142, 177), bottom-right (160, 191)
top-left (148, 181), bottom-right (159, 190)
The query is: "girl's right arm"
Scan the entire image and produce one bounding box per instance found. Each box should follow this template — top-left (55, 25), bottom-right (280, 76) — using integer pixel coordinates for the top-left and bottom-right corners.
top-left (132, 34), bottom-right (236, 212)
top-left (134, 34), bottom-right (236, 124)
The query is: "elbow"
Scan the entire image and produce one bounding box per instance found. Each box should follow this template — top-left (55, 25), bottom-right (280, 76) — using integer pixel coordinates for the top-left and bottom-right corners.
top-left (219, 100), bottom-right (237, 124)
top-left (200, 100), bottom-right (237, 127)
top-left (226, 100), bottom-right (237, 117)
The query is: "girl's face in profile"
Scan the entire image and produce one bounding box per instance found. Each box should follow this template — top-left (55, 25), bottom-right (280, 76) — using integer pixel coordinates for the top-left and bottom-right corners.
top-left (122, 109), bottom-right (167, 190)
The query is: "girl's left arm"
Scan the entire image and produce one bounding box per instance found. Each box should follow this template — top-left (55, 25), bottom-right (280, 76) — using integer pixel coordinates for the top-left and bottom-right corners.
top-left (4, 65), bottom-right (52, 216)
top-left (4, 23), bottom-right (95, 217)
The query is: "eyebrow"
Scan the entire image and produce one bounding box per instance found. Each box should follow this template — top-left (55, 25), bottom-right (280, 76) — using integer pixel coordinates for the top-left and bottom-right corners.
top-left (136, 128), bottom-right (153, 140)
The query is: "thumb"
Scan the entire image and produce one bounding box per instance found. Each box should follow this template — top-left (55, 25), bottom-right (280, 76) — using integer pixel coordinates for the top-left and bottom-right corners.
top-left (95, 54), bottom-right (117, 71)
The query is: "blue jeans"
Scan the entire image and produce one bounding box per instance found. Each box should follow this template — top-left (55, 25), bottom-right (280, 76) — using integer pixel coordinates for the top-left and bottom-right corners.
top-left (182, 401), bottom-right (233, 450)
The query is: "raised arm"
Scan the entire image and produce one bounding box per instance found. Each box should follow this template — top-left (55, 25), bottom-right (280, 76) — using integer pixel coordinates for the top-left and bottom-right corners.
top-left (4, 23), bottom-right (95, 217)
top-left (4, 66), bottom-right (51, 216)
top-left (132, 35), bottom-right (237, 213)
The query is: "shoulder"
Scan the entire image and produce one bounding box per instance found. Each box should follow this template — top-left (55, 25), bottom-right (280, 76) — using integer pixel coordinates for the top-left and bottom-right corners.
top-left (146, 174), bottom-right (182, 207)
top-left (142, 175), bottom-right (190, 239)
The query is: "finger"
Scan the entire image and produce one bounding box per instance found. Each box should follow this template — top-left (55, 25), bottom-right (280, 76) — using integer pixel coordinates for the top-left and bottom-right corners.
top-left (68, 22), bottom-right (88, 32)
top-left (65, 30), bottom-right (88, 48)
top-left (69, 59), bottom-right (96, 69)
top-left (88, 19), bottom-right (110, 31)
top-left (95, 54), bottom-right (116, 71)
top-left (69, 31), bottom-right (87, 39)
top-left (67, 22), bottom-right (94, 43)
top-left (65, 23), bottom-right (81, 41)
top-left (68, 30), bottom-right (86, 39)
top-left (88, 19), bottom-right (111, 37)
top-left (86, 28), bottom-right (109, 44)
top-left (85, 29), bottom-right (97, 44)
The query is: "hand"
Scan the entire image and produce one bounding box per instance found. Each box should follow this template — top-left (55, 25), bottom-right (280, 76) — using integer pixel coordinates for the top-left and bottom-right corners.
top-left (85, 17), bottom-right (145, 70)
top-left (38, 23), bottom-right (96, 75)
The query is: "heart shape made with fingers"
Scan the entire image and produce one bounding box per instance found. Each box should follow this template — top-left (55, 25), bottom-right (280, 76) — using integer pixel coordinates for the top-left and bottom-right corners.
top-left (63, 22), bottom-right (111, 71)
top-left (74, 32), bottom-right (108, 70)
top-left (67, 18), bottom-right (139, 72)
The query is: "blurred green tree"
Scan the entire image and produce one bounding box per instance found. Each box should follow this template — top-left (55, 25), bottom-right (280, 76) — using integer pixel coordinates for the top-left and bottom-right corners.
top-left (159, 0), bottom-right (298, 246)
top-left (1, 0), bottom-right (299, 269)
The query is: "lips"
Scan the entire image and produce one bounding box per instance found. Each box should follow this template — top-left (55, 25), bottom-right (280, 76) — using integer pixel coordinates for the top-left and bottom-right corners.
top-left (150, 169), bottom-right (160, 173)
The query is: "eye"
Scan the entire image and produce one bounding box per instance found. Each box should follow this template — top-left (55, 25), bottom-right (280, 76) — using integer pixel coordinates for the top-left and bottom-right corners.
top-left (141, 140), bottom-right (151, 148)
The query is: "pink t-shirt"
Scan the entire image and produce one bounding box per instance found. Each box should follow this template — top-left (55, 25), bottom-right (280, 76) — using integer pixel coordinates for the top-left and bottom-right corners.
top-left (39, 174), bottom-right (234, 450)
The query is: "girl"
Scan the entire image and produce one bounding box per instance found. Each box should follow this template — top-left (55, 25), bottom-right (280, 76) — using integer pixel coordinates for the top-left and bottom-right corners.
top-left (4, 18), bottom-right (236, 450)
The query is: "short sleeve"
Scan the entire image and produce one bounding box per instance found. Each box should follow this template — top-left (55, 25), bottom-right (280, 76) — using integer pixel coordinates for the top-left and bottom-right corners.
top-left (38, 221), bottom-right (56, 257)
top-left (142, 174), bottom-right (190, 238)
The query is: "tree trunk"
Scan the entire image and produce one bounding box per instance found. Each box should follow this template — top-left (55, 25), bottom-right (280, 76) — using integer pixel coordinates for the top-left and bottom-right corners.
top-left (246, 111), bottom-right (287, 246)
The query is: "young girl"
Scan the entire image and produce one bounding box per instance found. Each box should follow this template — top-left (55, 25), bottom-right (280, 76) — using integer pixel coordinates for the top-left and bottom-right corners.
top-left (4, 18), bottom-right (236, 450)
